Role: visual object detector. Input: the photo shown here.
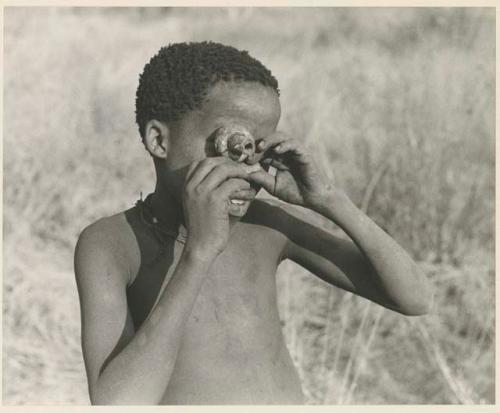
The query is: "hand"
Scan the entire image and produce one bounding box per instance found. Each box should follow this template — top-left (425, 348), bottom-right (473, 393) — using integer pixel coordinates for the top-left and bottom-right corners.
top-left (182, 157), bottom-right (253, 261)
top-left (249, 132), bottom-right (331, 206)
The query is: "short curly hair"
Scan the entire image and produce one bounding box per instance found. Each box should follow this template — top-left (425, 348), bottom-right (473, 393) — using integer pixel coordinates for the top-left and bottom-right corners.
top-left (135, 41), bottom-right (280, 138)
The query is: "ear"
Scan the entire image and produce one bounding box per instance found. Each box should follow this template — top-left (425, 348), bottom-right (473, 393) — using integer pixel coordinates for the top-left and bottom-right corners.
top-left (143, 120), bottom-right (169, 159)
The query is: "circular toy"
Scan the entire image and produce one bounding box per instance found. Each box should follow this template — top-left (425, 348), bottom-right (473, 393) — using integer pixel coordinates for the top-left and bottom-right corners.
top-left (214, 125), bottom-right (261, 173)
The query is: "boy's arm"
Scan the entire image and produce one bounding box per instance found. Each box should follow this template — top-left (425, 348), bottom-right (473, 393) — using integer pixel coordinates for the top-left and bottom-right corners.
top-left (75, 223), bottom-right (214, 405)
top-left (249, 133), bottom-right (433, 315)
top-left (75, 158), bottom-right (252, 405)
top-left (273, 196), bottom-right (432, 315)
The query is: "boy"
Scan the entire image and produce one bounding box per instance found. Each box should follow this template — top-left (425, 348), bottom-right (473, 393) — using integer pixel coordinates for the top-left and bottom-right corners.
top-left (74, 42), bottom-right (433, 405)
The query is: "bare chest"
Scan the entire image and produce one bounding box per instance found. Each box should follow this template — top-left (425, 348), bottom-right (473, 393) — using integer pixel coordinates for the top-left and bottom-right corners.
top-left (126, 222), bottom-right (285, 332)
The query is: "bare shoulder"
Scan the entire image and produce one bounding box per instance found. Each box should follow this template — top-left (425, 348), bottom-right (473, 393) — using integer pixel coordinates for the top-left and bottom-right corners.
top-left (74, 210), bottom-right (140, 287)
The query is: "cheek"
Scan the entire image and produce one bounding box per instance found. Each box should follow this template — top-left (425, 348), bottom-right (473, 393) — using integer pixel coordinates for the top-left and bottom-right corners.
top-left (168, 139), bottom-right (207, 169)
top-left (162, 138), bottom-right (207, 195)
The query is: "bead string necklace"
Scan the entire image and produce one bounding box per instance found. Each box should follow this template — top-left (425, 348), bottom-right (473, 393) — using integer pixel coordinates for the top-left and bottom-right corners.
top-left (136, 193), bottom-right (188, 246)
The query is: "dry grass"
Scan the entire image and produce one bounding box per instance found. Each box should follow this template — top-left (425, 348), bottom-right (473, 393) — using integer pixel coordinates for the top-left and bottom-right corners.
top-left (3, 7), bottom-right (495, 404)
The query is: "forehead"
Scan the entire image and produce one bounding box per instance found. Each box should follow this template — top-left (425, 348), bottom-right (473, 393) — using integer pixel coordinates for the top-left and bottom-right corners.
top-left (195, 81), bottom-right (281, 134)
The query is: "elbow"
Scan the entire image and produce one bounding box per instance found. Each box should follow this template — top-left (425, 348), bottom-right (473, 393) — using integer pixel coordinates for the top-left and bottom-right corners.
top-left (398, 264), bottom-right (435, 316)
top-left (398, 283), bottom-right (435, 316)
top-left (399, 299), bottom-right (433, 316)
top-left (420, 288), bottom-right (435, 315)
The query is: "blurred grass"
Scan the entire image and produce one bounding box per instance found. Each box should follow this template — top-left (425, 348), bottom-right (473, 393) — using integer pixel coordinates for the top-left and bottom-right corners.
top-left (3, 7), bottom-right (495, 404)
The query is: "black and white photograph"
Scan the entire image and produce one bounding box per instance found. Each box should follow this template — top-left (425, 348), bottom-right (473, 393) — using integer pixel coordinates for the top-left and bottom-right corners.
top-left (2, 6), bottom-right (495, 405)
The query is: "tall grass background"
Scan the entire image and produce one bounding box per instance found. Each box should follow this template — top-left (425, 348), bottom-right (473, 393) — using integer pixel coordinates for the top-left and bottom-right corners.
top-left (3, 7), bottom-right (495, 404)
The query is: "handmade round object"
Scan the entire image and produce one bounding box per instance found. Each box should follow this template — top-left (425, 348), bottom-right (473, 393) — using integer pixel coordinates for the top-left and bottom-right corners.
top-left (214, 125), bottom-right (256, 163)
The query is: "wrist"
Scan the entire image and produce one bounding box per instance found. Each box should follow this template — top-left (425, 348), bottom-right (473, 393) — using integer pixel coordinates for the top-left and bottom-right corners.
top-left (309, 187), bottom-right (365, 228)
top-left (307, 186), bottom-right (350, 212)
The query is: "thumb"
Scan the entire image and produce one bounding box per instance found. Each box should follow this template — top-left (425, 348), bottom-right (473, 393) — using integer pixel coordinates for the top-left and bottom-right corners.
top-left (248, 170), bottom-right (276, 194)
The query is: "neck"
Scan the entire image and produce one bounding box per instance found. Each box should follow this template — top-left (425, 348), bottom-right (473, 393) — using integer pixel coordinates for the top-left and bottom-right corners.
top-left (148, 178), bottom-right (242, 235)
top-left (149, 180), bottom-right (184, 232)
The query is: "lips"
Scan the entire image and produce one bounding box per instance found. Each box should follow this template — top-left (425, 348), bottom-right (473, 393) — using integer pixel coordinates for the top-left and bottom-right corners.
top-left (230, 199), bottom-right (246, 205)
top-left (228, 185), bottom-right (257, 210)
top-left (229, 189), bottom-right (256, 204)
top-left (227, 197), bottom-right (252, 217)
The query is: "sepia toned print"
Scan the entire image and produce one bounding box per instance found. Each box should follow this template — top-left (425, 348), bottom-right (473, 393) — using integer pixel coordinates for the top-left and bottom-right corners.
top-left (3, 7), bottom-right (494, 405)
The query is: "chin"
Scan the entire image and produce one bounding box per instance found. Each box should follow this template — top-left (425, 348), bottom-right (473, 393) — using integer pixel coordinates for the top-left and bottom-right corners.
top-left (228, 200), bottom-right (252, 218)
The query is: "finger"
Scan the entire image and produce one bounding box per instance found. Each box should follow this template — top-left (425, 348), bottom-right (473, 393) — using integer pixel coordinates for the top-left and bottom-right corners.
top-left (272, 159), bottom-right (290, 171)
top-left (184, 160), bottom-right (203, 193)
top-left (214, 178), bottom-right (253, 200)
top-left (261, 157), bottom-right (290, 171)
top-left (185, 159), bottom-right (202, 182)
top-left (229, 188), bottom-right (257, 200)
top-left (256, 131), bottom-right (289, 153)
top-left (273, 140), bottom-right (310, 167)
top-left (186, 157), bottom-right (228, 188)
top-left (272, 139), bottom-right (302, 156)
top-left (246, 170), bottom-right (276, 194)
top-left (199, 162), bottom-right (250, 191)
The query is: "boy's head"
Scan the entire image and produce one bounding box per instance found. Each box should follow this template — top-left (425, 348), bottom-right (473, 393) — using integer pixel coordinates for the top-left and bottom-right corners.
top-left (135, 42), bottom-right (281, 216)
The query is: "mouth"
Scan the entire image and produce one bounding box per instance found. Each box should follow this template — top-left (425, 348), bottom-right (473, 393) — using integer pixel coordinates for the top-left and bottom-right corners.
top-left (228, 190), bottom-right (255, 206)
top-left (229, 199), bottom-right (247, 206)
top-left (224, 162), bottom-right (265, 215)
top-left (227, 185), bottom-right (256, 217)
top-left (228, 198), bottom-right (252, 217)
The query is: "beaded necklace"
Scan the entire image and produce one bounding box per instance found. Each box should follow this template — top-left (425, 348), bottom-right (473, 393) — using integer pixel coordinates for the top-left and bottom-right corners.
top-left (135, 193), bottom-right (188, 246)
